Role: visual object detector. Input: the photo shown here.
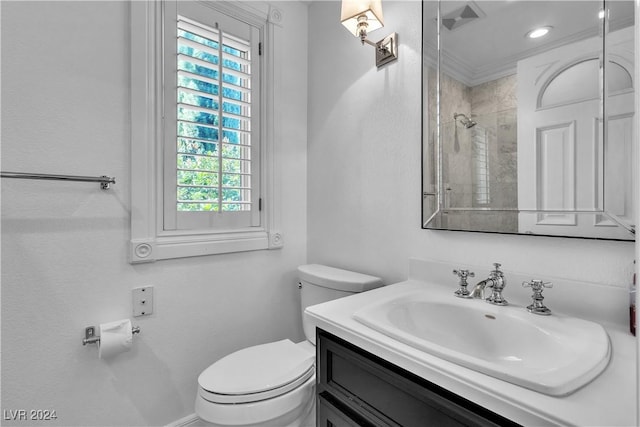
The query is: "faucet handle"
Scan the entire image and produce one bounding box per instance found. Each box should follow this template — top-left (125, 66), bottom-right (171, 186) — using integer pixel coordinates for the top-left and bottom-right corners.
top-left (453, 269), bottom-right (475, 279)
top-left (522, 279), bottom-right (553, 291)
top-left (452, 269), bottom-right (474, 298)
top-left (522, 279), bottom-right (553, 315)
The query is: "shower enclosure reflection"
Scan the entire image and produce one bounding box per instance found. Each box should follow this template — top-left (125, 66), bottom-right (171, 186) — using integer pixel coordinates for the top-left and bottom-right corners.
top-left (422, 0), bottom-right (636, 240)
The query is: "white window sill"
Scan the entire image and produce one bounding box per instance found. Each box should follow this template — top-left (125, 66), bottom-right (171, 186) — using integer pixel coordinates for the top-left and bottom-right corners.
top-left (131, 230), bottom-right (284, 263)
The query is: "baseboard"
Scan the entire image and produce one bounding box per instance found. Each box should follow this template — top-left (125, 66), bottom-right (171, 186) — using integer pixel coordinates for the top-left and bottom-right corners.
top-left (165, 413), bottom-right (202, 427)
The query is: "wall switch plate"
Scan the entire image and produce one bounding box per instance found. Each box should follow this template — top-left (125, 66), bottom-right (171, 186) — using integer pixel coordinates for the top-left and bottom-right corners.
top-left (132, 286), bottom-right (153, 317)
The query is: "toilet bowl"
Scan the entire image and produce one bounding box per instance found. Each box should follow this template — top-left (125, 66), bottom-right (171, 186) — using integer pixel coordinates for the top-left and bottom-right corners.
top-left (196, 340), bottom-right (315, 427)
top-left (195, 264), bottom-right (383, 427)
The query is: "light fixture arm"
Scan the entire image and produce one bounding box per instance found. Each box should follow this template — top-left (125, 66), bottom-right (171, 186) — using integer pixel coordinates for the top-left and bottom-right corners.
top-left (362, 38), bottom-right (377, 48)
top-left (355, 14), bottom-right (394, 58)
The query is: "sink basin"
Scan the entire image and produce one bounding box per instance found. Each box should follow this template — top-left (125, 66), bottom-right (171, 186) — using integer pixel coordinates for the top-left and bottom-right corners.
top-left (353, 291), bottom-right (611, 396)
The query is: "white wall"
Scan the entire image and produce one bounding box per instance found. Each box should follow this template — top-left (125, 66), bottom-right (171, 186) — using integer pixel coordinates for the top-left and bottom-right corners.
top-left (0, 1), bottom-right (308, 426)
top-left (307, 2), bottom-right (634, 299)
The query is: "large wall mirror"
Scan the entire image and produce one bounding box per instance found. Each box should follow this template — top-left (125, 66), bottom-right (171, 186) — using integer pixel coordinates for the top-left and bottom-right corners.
top-left (422, 0), bottom-right (636, 240)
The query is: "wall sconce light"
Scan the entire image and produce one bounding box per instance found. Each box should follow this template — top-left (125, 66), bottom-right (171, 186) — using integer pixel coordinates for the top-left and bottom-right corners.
top-left (340, 0), bottom-right (398, 68)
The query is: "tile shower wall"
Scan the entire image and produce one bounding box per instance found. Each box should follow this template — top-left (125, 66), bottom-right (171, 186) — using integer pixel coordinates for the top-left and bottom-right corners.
top-left (471, 75), bottom-right (518, 204)
top-left (436, 72), bottom-right (519, 232)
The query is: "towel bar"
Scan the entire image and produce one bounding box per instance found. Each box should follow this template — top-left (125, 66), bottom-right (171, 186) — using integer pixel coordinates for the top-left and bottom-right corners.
top-left (1, 171), bottom-right (116, 190)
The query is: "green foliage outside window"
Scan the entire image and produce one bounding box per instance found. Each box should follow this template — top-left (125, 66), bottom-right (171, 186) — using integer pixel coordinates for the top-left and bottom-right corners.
top-left (176, 27), bottom-right (251, 213)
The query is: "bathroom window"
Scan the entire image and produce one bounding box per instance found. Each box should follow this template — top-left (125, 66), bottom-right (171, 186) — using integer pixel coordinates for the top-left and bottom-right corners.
top-left (130, 1), bottom-right (282, 262)
top-left (166, 10), bottom-right (260, 231)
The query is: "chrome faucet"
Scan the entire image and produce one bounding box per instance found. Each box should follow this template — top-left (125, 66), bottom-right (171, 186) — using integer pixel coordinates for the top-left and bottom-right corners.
top-left (485, 263), bottom-right (508, 306)
top-left (468, 278), bottom-right (491, 299)
top-left (469, 263), bottom-right (508, 306)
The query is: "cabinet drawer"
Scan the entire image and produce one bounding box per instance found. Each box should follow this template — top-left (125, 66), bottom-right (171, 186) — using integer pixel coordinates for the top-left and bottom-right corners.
top-left (318, 392), bottom-right (376, 427)
top-left (318, 329), bottom-right (520, 427)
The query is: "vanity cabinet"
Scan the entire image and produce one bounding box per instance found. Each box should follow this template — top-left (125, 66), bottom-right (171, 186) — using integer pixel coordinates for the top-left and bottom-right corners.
top-left (316, 329), bottom-right (521, 427)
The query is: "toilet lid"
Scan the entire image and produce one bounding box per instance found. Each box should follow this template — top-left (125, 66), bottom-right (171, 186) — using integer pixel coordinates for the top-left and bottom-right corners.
top-left (198, 339), bottom-right (314, 396)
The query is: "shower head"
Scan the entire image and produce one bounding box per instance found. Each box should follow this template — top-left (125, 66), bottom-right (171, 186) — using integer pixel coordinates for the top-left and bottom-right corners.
top-left (454, 113), bottom-right (477, 129)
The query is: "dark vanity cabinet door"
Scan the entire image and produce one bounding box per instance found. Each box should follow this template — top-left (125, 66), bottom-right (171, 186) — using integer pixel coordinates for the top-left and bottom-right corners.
top-left (316, 329), bottom-right (521, 427)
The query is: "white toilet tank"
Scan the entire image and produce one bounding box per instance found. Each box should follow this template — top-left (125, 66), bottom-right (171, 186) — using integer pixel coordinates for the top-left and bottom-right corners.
top-left (297, 264), bottom-right (383, 344)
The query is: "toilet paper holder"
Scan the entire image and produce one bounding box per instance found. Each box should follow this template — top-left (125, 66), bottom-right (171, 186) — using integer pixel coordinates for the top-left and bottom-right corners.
top-left (82, 325), bottom-right (141, 345)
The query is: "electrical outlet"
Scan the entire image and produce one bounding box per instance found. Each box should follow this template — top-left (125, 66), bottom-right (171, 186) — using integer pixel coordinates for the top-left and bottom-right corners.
top-left (132, 286), bottom-right (154, 317)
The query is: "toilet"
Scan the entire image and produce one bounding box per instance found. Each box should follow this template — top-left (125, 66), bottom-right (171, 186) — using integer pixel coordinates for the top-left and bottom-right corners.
top-left (195, 264), bottom-right (383, 427)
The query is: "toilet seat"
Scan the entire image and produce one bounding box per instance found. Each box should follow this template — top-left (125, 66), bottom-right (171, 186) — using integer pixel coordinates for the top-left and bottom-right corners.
top-left (198, 339), bottom-right (315, 404)
top-left (196, 374), bottom-right (316, 426)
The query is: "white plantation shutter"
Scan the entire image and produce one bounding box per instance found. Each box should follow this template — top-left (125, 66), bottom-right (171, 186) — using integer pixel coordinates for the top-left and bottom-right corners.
top-left (130, 1), bottom-right (281, 262)
top-left (164, 3), bottom-right (261, 231)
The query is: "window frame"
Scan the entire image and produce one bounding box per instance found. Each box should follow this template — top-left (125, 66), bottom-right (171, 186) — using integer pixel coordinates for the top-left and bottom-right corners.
top-left (130, 0), bottom-right (283, 263)
top-left (166, 8), bottom-right (261, 230)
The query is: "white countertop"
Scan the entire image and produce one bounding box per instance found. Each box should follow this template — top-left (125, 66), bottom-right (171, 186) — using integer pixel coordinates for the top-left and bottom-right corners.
top-left (305, 277), bottom-right (637, 426)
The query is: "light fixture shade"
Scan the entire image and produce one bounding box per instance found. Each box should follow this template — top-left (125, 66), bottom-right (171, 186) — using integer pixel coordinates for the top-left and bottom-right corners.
top-left (340, 0), bottom-right (384, 37)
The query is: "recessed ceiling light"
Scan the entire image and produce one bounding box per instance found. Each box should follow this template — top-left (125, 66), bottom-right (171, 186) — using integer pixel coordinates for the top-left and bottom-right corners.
top-left (526, 26), bottom-right (552, 39)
